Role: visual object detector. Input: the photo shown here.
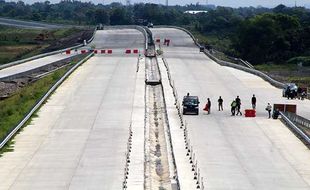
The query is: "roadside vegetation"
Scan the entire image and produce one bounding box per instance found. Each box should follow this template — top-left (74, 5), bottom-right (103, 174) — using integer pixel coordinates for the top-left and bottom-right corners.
top-left (0, 56), bottom-right (86, 155)
top-left (0, 26), bottom-right (92, 65)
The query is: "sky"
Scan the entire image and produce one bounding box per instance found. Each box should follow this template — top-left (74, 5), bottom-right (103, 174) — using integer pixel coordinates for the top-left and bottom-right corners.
top-left (18, 0), bottom-right (310, 8)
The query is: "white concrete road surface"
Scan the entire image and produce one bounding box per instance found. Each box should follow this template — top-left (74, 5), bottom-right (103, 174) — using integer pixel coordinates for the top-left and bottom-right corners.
top-left (0, 54), bottom-right (74, 79)
top-left (0, 29), bottom-right (145, 189)
top-left (1, 25), bottom-right (310, 190)
top-left (152, 28), bottom-right (310, 190)
top-left (0, 29), bottom-right (144, 80)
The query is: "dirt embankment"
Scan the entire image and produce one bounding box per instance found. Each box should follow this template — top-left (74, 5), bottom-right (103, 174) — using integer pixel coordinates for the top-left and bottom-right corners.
top-left (43, 29), bottom-right (94, 53)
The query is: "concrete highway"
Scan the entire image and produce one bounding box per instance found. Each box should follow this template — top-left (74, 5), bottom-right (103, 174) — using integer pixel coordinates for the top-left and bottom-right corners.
top-left (0, 25), bottom-right (310, 190)
top-left (0, 29), bottom-right (144, 81)
top-left (0, 29), bottom-right (145, 189)
top-left (0, 54), bottom-right (74, 80)
top-left (152, 28), bottom-right (310, 189)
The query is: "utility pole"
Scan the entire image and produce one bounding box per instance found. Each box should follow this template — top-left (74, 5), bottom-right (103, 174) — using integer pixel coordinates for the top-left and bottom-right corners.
top-left (166, 0), bottom-right (168, 7)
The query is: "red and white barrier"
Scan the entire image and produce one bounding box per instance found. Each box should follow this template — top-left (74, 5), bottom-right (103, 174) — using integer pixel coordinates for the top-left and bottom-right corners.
top-left (156, 38), bottom-right (160, 43)
top-left (124, 49), bottom-right (140, 54)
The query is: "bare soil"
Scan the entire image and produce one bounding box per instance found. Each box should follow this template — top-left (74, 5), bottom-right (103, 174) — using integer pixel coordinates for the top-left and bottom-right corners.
top-left (43, 29), bottom-right (93, 53)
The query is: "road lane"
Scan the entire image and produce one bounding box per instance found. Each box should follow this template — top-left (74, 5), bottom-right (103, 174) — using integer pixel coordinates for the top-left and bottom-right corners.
top-left (0, 54), bottom-right (74, 79)
top-left (152, 28), bottom-right (310, 189)
top-left (0, 28), bottom-right (144, 81)
top-left (0, 29), bottom-right (144, 189)
top-left (89, 29), bottom-right (144, 50)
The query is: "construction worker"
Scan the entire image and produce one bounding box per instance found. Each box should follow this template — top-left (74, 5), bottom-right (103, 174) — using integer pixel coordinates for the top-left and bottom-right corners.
top-left (218, 96), bottom-right (223, 111)
top-left (231, 100), bottom-right (237, 116)
top-left (236, 96), bottom-right (242, 116)
top-left (266, 103), bottom-right (272, 118)
top-left (207, 98), bottom-right (211, 114)
top-left (251, 94), bottom-right (256, 109)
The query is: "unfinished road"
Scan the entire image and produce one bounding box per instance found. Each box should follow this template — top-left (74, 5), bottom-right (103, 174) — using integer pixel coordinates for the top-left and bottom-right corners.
top-left (1, 26), bottom-right (310, 190)
top-left (0, 29), bottom-right (145, 189)
top-left (152, 28), bottom-right (310, 190)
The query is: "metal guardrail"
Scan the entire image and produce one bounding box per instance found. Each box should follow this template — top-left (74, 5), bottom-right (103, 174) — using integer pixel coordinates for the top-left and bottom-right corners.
top-left (0, 27), bottom-right (97, 71)
top-left (0, 52), bottom-right (94, 149)
top-left (283, 112), bottom-right (310, 130)
top-left (0, 54), bottom-right (84, 81)
top-left (280, 112), bottom-right (310, 145)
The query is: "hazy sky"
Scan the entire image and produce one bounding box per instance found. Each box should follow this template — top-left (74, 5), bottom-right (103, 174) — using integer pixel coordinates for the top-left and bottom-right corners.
top-left (20, 0), bottom-right (310, 8)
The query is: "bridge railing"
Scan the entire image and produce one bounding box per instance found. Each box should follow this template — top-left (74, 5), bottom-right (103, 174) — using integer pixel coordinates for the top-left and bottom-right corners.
top-left (280, 112), bottom-right (310, 145)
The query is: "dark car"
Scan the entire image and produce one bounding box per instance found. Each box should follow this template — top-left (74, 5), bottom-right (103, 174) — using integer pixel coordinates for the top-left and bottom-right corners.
top-left (199, 46), bottom-right (205, 52)
top-left (182, 96), bottom-right (200, 115)
top-left (147, 22), bottom-right (153, 28)
top-left (283, 83), bottom-right (298, 98)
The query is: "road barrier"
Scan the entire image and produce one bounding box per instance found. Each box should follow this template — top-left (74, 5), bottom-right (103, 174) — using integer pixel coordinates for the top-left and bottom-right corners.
top-left (280, 112), bottom-right (310, 145)
top-left (283, 112), bottom-right (310, 130)
top-left (0, 52), bottom-right (94, 150)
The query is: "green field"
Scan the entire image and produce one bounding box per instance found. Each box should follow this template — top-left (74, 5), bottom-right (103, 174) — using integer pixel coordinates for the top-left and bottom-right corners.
top-left (0, 26), bottom-right (85, 65)
top-left (0, 66), bottom-right (68, 154)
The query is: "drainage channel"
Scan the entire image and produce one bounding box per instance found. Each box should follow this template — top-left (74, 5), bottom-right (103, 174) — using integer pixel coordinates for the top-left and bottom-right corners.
top-left (144, 56), bottom-right (179, 190)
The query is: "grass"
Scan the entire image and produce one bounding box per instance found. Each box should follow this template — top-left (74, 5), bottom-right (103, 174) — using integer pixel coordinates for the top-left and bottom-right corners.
top-left (287, 76), bottom-right (310, 86)
top-left (254, 64), bottom-right (298, 72)
top-left (184, 25), bottom-right (233, 53)
top-left (0, 26), bottom-right (86, 65)
top-left (0, 66), bottom-right (69, 155)
top-left (184, 25), bottom-right (310, 88)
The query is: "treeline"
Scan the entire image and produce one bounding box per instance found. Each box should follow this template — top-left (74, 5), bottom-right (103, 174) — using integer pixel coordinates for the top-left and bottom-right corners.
top-left (195, 5), bottom-right (310, 65)
top-left (0, 1), bottom-right (309, 65)
top-left (0, 0), bottom-right (196, 25)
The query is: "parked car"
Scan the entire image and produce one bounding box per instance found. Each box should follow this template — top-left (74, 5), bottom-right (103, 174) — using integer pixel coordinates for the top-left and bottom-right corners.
top-left (182, 96), bottom-right (200, 115)
top-left (283, 83), bottom-right (298, 99)
top-left (147, 22), bottom-right (153, 28)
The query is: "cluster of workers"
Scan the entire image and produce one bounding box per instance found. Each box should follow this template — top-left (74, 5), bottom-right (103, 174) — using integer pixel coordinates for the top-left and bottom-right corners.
top-left (203, 95), bottom-right (275, 118)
